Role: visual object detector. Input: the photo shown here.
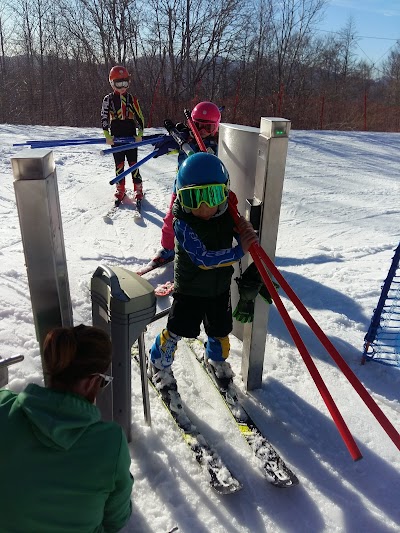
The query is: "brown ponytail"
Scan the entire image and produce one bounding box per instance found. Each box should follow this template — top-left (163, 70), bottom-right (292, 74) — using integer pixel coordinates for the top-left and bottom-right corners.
top-left (44, 325), bottom-right (112, 386)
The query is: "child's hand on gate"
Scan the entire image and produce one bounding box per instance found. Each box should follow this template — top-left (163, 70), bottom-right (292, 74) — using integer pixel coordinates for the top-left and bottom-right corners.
top-left (235, 216), bottom-right (258, 253)
top-left (106, 136), bottom-right (114, 145)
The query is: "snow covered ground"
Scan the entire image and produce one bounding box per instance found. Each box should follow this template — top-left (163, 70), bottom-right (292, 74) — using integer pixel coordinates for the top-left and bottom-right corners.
top-left (1, 123), bottom-right (399, 532)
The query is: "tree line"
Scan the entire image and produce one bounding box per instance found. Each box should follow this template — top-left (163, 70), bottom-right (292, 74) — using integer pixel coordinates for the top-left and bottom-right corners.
top-left (0, 0), bottom-right (399, 131)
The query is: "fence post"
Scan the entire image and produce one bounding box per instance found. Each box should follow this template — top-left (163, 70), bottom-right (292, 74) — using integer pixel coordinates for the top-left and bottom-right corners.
top-left (320, 95), bottom-right (325, 130)
top-left (364, 89), bottom-right (367, 131)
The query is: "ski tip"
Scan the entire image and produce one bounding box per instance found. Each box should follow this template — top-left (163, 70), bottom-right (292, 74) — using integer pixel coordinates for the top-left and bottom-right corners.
top-left (103, 216), bottom-right (113, 224)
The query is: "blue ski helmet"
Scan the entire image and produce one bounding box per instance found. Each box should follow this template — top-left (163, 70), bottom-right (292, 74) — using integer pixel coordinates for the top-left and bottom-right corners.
top-left (176, 152), bottom-right (230, 192)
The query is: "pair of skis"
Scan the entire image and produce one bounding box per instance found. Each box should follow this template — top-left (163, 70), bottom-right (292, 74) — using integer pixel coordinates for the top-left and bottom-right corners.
top-left (132, 338), bottom-right (298, 494)
top-left (185, 338), bottom-right (299, 489)
top-left (132, 348), bottom-right (242, 494)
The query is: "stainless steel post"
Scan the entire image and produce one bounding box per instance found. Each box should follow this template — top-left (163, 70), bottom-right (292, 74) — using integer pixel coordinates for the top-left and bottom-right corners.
top-left (137, 331), bottom-right (151, 426)
top-left (242, 118), bottom-right (291, 390)
top-left (11, 149), bottom-right (73, 380)
top-left (136, 307), bottom-right (171, 427)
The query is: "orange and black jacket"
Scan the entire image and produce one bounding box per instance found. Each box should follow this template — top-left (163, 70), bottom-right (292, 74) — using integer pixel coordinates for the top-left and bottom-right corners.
top-left (101, 92), bottom-right (144, 140)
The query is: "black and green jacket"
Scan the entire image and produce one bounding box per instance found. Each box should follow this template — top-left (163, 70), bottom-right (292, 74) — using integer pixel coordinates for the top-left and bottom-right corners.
top-left (172, 201), bottom-right (245, 298)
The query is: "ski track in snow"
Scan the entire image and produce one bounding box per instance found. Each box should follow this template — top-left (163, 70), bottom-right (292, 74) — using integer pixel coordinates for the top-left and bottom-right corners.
top-left (1, 124), bottom-right (400, 533)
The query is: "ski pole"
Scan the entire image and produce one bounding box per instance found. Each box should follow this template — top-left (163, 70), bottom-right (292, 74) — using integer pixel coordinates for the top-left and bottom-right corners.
top-left (183, 108), bottom-right (208, 152)
top-left (14, 137), bottom-right (108, 148)
top-left (228, 195), bottom-right (362, 461)
top-left (14, 136), bottom-right (136, 148)
top-left (100, 135), bottom-right (167, 156)
top-left (109, 148), bottom-right (160, 185)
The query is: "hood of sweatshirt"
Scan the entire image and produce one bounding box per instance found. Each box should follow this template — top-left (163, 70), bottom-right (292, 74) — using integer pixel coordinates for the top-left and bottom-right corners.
top-left (15, 383), bottom-right (100, 451)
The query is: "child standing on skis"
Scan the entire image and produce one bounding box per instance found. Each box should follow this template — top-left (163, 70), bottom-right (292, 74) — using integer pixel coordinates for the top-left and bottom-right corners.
top-left (101, 66), bottom-right (145, 207)
top-left (149, 152), bottom-right (258, 392)
top-left (150, 101), bottom-right (221, 268)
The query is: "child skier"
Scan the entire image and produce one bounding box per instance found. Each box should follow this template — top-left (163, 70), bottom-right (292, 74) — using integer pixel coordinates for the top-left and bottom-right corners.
top-left (150, 101), bottom-right (221, 268)
top-left (101, 66), bottom-right (145, 207)
top-left (149, 152), bottom-right (258, 392)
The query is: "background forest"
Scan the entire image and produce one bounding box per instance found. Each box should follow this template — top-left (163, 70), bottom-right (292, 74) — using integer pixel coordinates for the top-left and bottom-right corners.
top-left (0, 0), bottom-right (399, 131)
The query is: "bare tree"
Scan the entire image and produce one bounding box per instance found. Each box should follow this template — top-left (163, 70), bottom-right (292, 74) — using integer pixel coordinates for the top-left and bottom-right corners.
top-left (141, 0), bottom-right (247, 107)
top-left (382, 42), bottom-right (400, 107)
top-left (267, 0), bottom-right (328, 93)
top-left (337, 16), bottom-right (359, 80)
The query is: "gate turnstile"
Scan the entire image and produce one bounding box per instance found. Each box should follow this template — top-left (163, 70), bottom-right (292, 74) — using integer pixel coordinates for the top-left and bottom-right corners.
top-left (91, 265), bottom-right (156, 441)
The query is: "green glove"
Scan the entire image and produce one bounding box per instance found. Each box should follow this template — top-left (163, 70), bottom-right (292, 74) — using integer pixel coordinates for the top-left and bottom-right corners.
top-left (233, 263), bottom-right (279, 323)
top-left (233, 298), bottom-right (256, 323)
top-left (233, 263), bottom-right (263, 323)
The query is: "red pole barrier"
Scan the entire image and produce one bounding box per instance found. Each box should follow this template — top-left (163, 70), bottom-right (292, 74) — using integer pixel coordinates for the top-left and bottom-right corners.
top-left (228, 196), bottom-right (362, 461)
top-left (254, 244), bottom-right (400, 452)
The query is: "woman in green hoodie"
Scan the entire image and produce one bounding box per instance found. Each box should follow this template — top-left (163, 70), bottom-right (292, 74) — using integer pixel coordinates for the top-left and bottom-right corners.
top-left (0, 325), bottom-right (133, 533)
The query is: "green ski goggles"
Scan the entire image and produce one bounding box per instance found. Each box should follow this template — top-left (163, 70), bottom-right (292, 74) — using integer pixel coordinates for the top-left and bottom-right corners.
top-left (178, 183), bottom-right (228, 210)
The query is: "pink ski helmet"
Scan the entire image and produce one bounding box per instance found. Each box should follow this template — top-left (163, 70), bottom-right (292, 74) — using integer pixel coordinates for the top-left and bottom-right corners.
top-left (191, 101), bottom-right (221, 136)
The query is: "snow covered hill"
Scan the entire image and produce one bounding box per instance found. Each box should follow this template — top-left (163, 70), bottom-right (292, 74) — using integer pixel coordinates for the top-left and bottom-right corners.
top-left (1, 124), bottom-right (399, 532)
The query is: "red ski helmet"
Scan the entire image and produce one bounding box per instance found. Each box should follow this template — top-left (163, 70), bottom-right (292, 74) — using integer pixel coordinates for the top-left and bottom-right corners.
top-left (191, 101), bottom-right (221, 136)
top-left (109, 66), bottom-right (130, 93)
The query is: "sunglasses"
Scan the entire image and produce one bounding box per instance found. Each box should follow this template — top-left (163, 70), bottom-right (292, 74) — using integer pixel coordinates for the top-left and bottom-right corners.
top-left (94, 373), bottom-right (113, 388)
top-left (114, 79), bottom-right (129, 89)
top-left (178, 183), bottom-right (228, 210)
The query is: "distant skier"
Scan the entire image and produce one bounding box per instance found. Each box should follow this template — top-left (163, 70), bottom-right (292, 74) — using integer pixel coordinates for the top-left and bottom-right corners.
top-left (149, 152), bottom-right (258, 392)
top-left (101, 65), bottom-right (145, 207)
top-left (150, 101), bottom-right (221, 268)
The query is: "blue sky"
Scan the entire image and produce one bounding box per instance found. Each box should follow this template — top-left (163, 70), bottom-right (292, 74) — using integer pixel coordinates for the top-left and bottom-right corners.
top-left (317, 0), bottom-right (399, 69)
